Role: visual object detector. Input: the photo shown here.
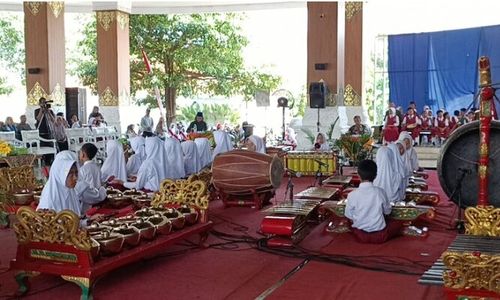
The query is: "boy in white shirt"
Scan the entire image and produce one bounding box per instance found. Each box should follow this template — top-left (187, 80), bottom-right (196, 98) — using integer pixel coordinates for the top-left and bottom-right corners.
top-left (345, 159), bottom-right (403, 243)
top-left (79, 143), bottom-right (107, 213)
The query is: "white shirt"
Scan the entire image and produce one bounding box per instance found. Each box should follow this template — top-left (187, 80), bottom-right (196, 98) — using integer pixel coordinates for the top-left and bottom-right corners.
top-left (374, 146), bottom-right (404, 202)
top-left (79, 160), bottom-right (106, 212)
top-left (195, 137), bottom-right (213, 168)
top-left (140, 115), bottom-right (154, 133)
top-left (345, 182), bottom-right (392, 232)
top-left (123, 137), bottom-right (162, 191)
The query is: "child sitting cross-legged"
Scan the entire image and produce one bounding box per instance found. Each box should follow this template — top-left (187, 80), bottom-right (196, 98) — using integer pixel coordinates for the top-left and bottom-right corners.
top-left (344, 159), bottom-right (403, 244)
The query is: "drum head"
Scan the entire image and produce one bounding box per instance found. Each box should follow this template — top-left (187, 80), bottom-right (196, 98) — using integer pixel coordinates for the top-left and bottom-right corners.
top-left (269, 155), bottom-right (284, 189)
top-left (437, 121), bottom-right (500, 208)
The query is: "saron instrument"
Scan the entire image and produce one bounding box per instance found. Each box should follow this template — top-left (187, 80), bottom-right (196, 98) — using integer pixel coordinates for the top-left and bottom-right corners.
top-left (285, 151), bottom-right (336, 176)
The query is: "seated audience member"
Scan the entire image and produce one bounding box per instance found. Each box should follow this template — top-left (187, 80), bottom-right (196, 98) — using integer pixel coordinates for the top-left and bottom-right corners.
top-left (126, 136), bottom-right (146, 177)
top-left (246, 135), bottom-right (266, 153)
top-left (70, 114), bottom-right (82, 128)
top-left (88, 106), bottom-right (104, 124)
top-left (433, 110), bottom-right (449, 145)
top-left (187, 112), bottom-right (208, 133)
top-left (450, 110), bottom-right (460, 131)
top-left (388, 142), bottom-right (408, 200)
top-left (126, 124), bottom-right (138, 138)
top-left (0, 121), bottom-right (5, 131)
top-left (15, 115), bottom-right (32, 140)
top-left (78, 144), bottom-right (107, 212)
top-left (4, 117), bottom-right (16, 132)
top-left (458, 108), bottom-right (468, 126)
top-left (37, 152), bottom-right (103, 225)
top-left (419, 110), bottom-right (432, 145)
top-left (344, 159), bottom-right (403, 244)
top-left (53, 115), bottom-right (69, 151)
top-left (101, 140), bottom-right (128, 182)
top-left (181, 140), bottom-right (202, 176)
top-left (212, 130), bottom-right (233, 159)
top-left (56, 112), bottom-right (70, 127)
top-left (348, 115), bottom-right (371, 136)
top-left (194, 137), bottom-right (213, 169)
top-left (164, 137), bottom-right (186, 179)
top-left (155, 116), bottom-right (167, 138)
top-left (313, 133), bottom-right (330, 151)
top-left (116, 137), bottom-right (162, 192)
top-left (398, 131), bottom-right (419, 173)
top-left (401, 108), bottom-right (421, 145)
top-left (408, 101), bottom-right (418, 115)
top-left (383, 107), bottom-right (400, 143)
top-left (466, 110), bottom-right (476, 122)
top-left (374, 146), bottom-right (403, 203)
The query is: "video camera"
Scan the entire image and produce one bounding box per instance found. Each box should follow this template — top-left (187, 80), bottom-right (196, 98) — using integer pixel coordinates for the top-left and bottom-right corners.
top-left (41, 99), bottom-right (54, 109)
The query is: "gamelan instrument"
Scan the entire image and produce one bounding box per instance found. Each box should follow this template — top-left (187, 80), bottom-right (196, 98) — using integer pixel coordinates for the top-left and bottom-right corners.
top-left (212, 150), bottom-right (284, 209)
top-left (9, 178), bottom-right (212, 300)
top-left (261, 199), bottom-right (322, 247)
top-left (419, 234), bottom-right (500, 299)
top-left (318, 201), bottom-right (435, 236)
top-left (285, 151), bottom-right (336, 176)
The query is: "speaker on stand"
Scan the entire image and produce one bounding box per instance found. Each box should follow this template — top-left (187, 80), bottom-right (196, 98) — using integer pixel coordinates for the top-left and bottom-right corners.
top-left (309, 82), bottom-right (328, 132)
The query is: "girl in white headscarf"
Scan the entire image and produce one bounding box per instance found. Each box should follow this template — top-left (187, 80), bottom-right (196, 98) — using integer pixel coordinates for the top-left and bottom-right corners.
top-left (164, 137), bottom-right (186, 179)
top-left (101, 140), bottom-right (128, 182)
top-left (246, 135), bottom-right (266, 153)
top-left (195, 137), bottom-right (213, 168)
top-left (387, 142), bottom-right (408, 201)
top-left (374, 146), bottom-right (403, 203)
top-left (212, 130), bottom-right (232, 159)
top-left (284, 127), bottom-right (297, 149)
top-left (37, 154), bottom-right (82, 216)
top-left (314, 133), bottom-right (330, 151)
top-left (398, 131), bottom-right (419, 172)
top-left (127, 136), bottom-right (146, 176)
top-left (122, 137), bottom-right (162, 191)
top-left (181, 140), bottom-right (202, 175)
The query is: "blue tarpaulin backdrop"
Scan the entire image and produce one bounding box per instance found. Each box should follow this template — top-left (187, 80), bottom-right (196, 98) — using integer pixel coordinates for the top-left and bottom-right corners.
top-left (388, 24), bottom-right (500, 113)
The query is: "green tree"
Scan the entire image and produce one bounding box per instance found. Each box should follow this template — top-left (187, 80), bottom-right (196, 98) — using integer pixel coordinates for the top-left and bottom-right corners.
top-left (0, 15), bottom-right (24, 95)
top-left (73, 13), bottom-right (281, 125)
top-left (178, 102), bottom-right (240, 126)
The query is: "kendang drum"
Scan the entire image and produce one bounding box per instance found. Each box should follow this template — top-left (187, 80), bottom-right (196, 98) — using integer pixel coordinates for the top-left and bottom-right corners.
top-left (437, 120), bottom-right (500, 208)
top-left (285, 151), bottom-right (336, 176)
top-left (212, 149), bottom-right (284, 195)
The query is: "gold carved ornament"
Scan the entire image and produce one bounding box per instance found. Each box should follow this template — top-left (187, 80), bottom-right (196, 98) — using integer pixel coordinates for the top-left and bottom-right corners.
top-left (464, 206), bottom-right (500, 236)
top-left (50, 83), bottom-right (64, 106)
top-left (48, 2), bottom-right (64, 18)
top-left (99, 87), bottom-right (119, 106)
top-left (343, 84), bottom-right (361, 106)
top-left (97, 11), bottom-right (115, 31)
top-left (151, 179), bottom-right (209, 210)
top-left (479, 143), bottom-right (489, 157)
top-left (25, 2), bottom-right (42, 16)
top-left (116, 11), bottom-right (129, 30)
top-left (345, 2), bottom-right (363, 21)
top-left (0, 165), bottom-right (37, 193)
top-left (27, 82), bottom-right (49, 106)
top-left (13, 207), bottom-right (91, 251)
top-left (442, 251), bottom-right (500, 293)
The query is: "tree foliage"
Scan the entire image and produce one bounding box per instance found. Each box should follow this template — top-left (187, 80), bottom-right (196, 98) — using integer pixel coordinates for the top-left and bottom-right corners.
top-left (178, 102), bottom-right (240, 126)
top-left (0, 15), bottom-right (24, 95)
top-left (73, 13), bottom-right (281, 125)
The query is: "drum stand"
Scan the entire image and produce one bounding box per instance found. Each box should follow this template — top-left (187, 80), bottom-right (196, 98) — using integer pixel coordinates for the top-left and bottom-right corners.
top-left (449, 169), bottom-right (469, 233)
top-left (283, 173), bottom-right (295, 203)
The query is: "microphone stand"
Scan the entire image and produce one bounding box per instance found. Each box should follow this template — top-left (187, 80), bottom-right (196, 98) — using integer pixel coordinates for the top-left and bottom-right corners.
top-left (449, 169), bottom-right (468, 233)
top-left (283, 172), bottom-right (295, 203)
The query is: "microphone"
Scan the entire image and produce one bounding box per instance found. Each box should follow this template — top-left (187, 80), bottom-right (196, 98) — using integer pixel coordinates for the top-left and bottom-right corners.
top-left (314, 143), bottom-right (320, 149)
top-left (286, 168), bottom-right (302, 178)
top-left (458, 168), bottom-right (472, 175)
top-left (314, 159), bottom-right (328, 168)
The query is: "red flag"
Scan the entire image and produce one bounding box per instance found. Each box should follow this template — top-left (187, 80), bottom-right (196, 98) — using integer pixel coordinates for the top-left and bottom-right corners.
top-left (141, 48), bottom-right (152, 74)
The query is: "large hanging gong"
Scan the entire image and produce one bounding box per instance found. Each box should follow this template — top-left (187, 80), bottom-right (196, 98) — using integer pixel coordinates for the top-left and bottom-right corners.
top-left (437, 120), bottom-right (500, 208)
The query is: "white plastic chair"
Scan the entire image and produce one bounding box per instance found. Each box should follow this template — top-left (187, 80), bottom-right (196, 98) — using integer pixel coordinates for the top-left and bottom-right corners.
top-left (21, 130), bottom-right (57, 168)
top-left (65, 128), bottom-right (88, 153)
top-left (0, 131), bottom-right (23, 147)
top-left (105, 126), bottom-right (119, 140)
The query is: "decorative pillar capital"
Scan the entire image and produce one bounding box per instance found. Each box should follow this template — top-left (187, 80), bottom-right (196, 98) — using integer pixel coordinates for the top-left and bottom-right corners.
top-left (345, 2), bottom-right (363, 21)
top-left (48, 2), bottom-right (64, 18)
top-left (343, 84), bottom-right (361, 106)
top-left (96, 10), bottom-right (129, 31)
top-left (99, 87), bottom-right (119, 106)
top-left (25, 2), bottom-right (43, 16)
top-left (27, 82), bottom-right (48, 106)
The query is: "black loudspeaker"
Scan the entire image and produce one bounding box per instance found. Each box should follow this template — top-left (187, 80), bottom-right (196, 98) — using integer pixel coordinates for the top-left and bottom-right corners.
top-left (28, 68), bottom-right (41, 74)
top-left (309, 82), bottom-right (327, 108)
top-left (314, 63), bottom-right (328, 70)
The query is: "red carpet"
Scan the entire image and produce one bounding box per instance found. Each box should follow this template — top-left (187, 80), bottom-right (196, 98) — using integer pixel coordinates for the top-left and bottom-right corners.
top-left (0, 171), bottom-right (457, 300)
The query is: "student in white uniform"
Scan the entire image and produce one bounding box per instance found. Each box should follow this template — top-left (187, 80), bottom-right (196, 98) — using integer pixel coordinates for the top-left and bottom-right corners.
top-left (78, 143), bottom-right (107, 212)
top-left (388, 142), bottom-right (408, 201)
top-left (37, 152), bottom-right (104, 226)
top-left (212, 130), bottom-right (232, 159)
top-left (373, 146), bottom-right (404, 203)
top-left (344, 159), bottom-right (402, 243)
top-left (164, 137), bottom-right (185, 179)
top-left (246, 135), bottom-right (266, 153)
top-left (194, 137), bottom-right (212, 169)
top-left (313, 133), bottom-right (330, 151)
top-left (101, 140), bottom-right (128, 183)
top-left (127, 136), bottom-right (146, 177)
top-left (181, 140), bottom-right (202, 176)
top-left (398, 131), bottom-right (419, 173)
top-left (117, 137), bottom-right (162, 192)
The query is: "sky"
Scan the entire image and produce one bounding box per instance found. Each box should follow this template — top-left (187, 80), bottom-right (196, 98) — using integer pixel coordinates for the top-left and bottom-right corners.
top-left (2, 1), bottom-right (500, 132)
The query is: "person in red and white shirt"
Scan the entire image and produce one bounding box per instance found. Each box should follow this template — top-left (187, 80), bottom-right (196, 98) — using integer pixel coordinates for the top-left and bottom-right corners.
top-left (383, 107), bottom-right (400, 144)
top-left (432, 110), bottom-right (450, 145)
top-left (402, 107), bottom-right (421, 145)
